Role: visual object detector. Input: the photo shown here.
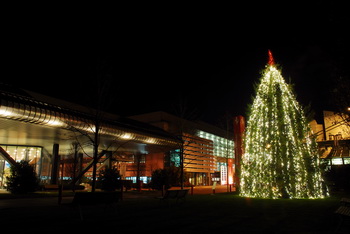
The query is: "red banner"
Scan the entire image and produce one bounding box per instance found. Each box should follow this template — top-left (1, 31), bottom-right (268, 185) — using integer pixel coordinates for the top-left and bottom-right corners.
top-left (233, 115), bottom-right (245, 190)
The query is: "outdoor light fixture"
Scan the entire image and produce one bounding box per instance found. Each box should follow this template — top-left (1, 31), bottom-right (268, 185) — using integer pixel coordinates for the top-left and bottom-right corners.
top-left (120, 133), bottom-right (134, 140)
top-left (0, 107), bottom-right (15, 117)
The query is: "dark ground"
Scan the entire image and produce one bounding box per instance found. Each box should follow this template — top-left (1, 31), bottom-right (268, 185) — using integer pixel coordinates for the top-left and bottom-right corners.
top-left (1, 187), bottom-right (349, 233)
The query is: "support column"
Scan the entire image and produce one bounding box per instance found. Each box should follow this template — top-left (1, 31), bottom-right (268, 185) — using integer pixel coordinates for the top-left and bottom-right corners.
top-left (51, 144), bottom-right (60, 184)
top-left (78, 153), bottom-right (83, 184)
top-left (105, 151), bottom-right (112, 169)
top-left (136, 153), bottom-right (142, 192)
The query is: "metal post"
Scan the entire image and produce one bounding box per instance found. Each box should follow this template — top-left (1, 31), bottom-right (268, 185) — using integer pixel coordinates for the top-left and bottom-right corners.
top-left (120, 180), bottom-right (123, 201)
top-left (51, 144), bottom-right (60, 185)
top-left (212, 181), bottom-right (216, 195)
top-left (58, 184), bottom-right (63, 206)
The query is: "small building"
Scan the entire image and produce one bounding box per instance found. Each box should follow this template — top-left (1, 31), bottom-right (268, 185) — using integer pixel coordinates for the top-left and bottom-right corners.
top-left (310, 110), bottom-right (350, 167)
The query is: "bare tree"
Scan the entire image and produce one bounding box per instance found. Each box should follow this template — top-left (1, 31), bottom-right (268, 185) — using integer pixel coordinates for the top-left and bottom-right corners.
top-left (171, 94), bottom-right (204, 188)
top-left (64, 56), bottom-right (117, 192)
top-left (331, 76), bottom-right (350, 129)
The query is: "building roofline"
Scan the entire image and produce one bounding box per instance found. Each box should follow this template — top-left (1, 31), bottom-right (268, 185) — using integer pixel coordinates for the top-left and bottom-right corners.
top-left (0, 86), bottom-right (181, 146)
top-left (130, 111), bottom-right (234, 139)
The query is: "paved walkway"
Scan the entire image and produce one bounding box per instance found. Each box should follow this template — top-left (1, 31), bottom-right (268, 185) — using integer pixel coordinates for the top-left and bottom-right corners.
top-left (0, 185), bottom-right (237, 231)
top-left (0, 185), bottom-right (235, 208)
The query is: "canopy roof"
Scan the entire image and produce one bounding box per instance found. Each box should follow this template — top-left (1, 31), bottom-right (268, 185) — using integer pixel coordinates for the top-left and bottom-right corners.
top-left (0, 84), bottom-right (180, 156)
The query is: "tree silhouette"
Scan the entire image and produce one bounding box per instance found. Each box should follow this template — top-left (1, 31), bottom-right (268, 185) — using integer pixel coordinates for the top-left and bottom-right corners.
top-left (5, 160), bottom-right (40, 194)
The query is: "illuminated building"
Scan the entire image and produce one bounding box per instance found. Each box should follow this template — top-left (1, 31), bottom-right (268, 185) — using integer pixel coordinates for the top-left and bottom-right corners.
top-left (130, 111), bottom-right (234, 186)
top-left (0, 85), bottom-right (180, 189)
top-left (0, 85), bottom-right (234, 189)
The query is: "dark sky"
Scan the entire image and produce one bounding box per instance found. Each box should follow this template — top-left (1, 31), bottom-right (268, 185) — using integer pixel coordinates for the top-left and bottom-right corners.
top-left (3, 3), bottom-right (349, 126)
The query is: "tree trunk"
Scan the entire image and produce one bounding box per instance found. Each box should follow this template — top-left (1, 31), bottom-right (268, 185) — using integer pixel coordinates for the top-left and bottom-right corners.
top-left (180, 142), bottom-right (184, 189)
top-left (91, 122), bottom-right (99, 192)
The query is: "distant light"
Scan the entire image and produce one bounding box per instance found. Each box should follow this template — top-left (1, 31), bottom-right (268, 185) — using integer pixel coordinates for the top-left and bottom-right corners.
top-left (121, 133), bottom-right (133, 139)
top-left (0, 108), bottom-right (15, 117)
top-left (47, 119), bottom-right (65, 127)
top-left (145, 138), bottom-right (156, 144)
top-left (332, 158), bottom-right (343, 165)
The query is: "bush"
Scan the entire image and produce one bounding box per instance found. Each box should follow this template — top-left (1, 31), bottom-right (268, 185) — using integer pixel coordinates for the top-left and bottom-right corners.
top-left (150, 166), bottom-right (182, 190)
top-left (5, 160), bottom-right (40, 194)
top-left (98, 166), bottom-right (121, 191)
top-left (324, 165), bottom-right (350, 192)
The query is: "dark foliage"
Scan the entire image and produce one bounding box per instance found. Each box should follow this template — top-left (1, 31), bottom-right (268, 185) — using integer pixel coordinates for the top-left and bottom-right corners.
top-left (5, 160), bottom-right (40, 194)
top-left (324, 165), bottom-right (350, 192)
top-left (150, 166), bottom-right (182, 190)
top-left (98, 166), bottom-right (121, 191)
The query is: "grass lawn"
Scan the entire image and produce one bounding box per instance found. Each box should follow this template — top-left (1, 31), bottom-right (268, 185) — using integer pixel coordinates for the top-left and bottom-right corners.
top-left (1, 190), bottom-right (349, 233)
top-left (110, 192), bottom-right (346, 233)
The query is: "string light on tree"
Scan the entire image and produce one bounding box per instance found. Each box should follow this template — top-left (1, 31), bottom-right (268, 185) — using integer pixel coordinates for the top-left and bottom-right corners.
top-left (240, 50), bottom-right (328, 199)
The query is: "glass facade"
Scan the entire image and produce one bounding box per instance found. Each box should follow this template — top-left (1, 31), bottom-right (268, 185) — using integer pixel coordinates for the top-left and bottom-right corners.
top-left (125, 176), bottom-right (150, 184)
top-left (0, 144), bottom-right (52, 188)
top-left (331, 158), bottom-right (350, 165)
top-left (169, 149), bottom-right (181, 167)
top-left (0, 160), bottom-right (10, 188)
top-left (196, 131), bottom-right (235, 185)
top-left (197, 130), bottom-right (234, 158)
top-left (217, 161), bottom-right (227, 171)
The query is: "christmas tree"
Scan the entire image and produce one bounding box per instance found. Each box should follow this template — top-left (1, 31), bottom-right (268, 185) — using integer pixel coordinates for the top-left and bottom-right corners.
top-left (240, 51), bottom-right (328, 199)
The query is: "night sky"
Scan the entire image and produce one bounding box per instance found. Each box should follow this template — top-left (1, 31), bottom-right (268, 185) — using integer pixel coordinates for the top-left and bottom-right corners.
top-left (3, 3), bottom-right (349, 126)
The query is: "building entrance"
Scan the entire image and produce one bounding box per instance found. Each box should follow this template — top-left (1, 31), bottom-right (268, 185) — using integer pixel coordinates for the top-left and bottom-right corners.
top-left (188, 172), bottom-right (209, 186)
